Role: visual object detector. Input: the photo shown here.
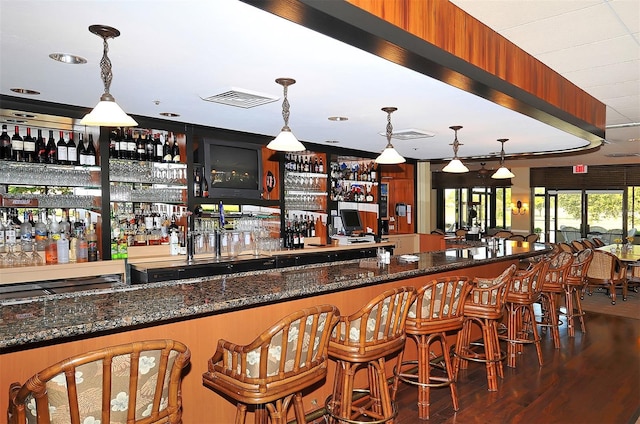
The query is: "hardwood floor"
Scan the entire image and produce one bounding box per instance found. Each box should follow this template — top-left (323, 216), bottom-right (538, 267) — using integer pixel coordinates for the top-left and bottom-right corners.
top-left (390, 311), bottom-right (640, 424)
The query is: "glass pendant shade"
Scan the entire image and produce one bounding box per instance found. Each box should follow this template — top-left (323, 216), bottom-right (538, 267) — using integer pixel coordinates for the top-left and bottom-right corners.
top-left (375, 107), bottom-right (405, 164)
top-left (266, 128), bottom-right (305, 152)
top-left (443, 125), bottom-right (469, 173)
top-left (267, 77), bottom-right (305, 152)
top-left (375, 144), bottom-right (406, 164)
top-left (491, 138), bottom-right (515, 179)
top-left (491, 166), bottom-right (515, 179)
top-left (442, 158), bottom-right (469, 173)
top-left (81, 25), bottom-right (136, 127)
top-left (80, 94), bottom-right (137, 127)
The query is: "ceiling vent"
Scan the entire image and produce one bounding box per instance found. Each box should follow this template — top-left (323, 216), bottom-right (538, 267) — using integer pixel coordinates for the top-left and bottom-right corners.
top-left (378, 128), bottom-right (436, 140)
top-left (201, 88), bottom-right (279, 109)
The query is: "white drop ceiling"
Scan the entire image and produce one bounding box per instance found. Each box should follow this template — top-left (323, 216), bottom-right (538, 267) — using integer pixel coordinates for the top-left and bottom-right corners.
top-left (0, 0), bottom-right (638, 170)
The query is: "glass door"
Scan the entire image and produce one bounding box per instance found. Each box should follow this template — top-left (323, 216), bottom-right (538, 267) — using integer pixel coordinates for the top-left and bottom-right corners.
top-left (586, 190), bottom-right (624, 244)
top-left (548, 190), bottom-right (582, 243)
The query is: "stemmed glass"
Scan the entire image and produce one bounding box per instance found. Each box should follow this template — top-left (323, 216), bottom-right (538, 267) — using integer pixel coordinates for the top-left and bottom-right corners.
top-left (31, 242), bottom-right (44, 266)
top-left (17, 241), bottom-right (31, 267)
top-left (3, 243), bottom-right (18, 268)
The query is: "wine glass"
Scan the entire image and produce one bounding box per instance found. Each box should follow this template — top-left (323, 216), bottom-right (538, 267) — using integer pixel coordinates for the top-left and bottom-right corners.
top-left (31, 242), bottom-right (44, 266)
top-left (3, 243), bottom-right (18, 268)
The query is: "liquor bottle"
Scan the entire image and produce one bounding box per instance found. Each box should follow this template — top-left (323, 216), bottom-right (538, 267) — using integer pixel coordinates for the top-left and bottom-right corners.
top-left (35, 129), bottom-right (47, 163)
top-left (20, 211), bottom-right (33, 244)
top-left (153, 133), bottom-right (163, 162)
top-left (21, 127), bottom-right (35, 162)
top-left (56, 131), bottom-right (68, 165)
top-left (57, 232), bottom-right (70, 264)
top-left (369, 161), bottom-right (376, 181)
top-left (318, 157), bottom-right (324, 173)
top-left (87, 223), bottom-right (98, 262)
top-left (11, 126), bottom-right (24, 162)
top-left (171, 137), bottom-right (181, 163)
top-left (0, 124), bottom-right (10, 160)
top-left (136, 131), bottom-right (146, 161)
top-left (46, 130), bottom-right (57, 164)
top-left (66, 132), bottom-right (78, 166)
top-left (78, 133), bottom-right (88, 166)
top-left (85, 135), bottom-right (97, 166)
top-left (145, 132), bottom-right (155, 162)
top-left (76, 229), bottom-right (88, 263)
top-left (162, 134), bottom-right (172, 163)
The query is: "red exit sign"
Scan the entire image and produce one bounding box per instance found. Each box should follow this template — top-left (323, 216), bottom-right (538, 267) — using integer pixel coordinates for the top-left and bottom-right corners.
top-left (573, 164), bottom-right (588, 174)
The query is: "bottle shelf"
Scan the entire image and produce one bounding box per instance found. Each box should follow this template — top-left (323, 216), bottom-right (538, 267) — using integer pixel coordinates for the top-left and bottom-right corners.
top-left (285, 171), bottom-right (327, 179)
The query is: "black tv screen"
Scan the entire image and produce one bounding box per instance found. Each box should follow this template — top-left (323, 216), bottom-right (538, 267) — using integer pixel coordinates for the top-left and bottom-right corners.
top-left (200, 139), bottom-right (263, 199)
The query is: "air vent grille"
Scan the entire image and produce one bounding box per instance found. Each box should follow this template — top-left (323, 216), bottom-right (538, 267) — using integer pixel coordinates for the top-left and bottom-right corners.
top-left (201, 88), bottom-right (278, 109)
top-left (605, 152), bottom-right (640, 158)
top-left (378, 128), bottom-right (435, 140)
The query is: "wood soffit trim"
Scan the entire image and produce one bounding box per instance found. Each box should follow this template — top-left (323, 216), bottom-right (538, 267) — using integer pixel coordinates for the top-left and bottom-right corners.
top-left (241, 0), bottom-right (606, 143)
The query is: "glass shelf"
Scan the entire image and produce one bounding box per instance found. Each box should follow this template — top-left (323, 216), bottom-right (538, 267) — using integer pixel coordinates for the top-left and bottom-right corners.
top-left (0, 161), bottom-right (101, 187)
top-left (109, 159), bottom-right (187, 185)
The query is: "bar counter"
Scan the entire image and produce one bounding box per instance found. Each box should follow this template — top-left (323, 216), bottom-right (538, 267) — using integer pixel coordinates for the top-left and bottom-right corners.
top-left (0, 240), bottom-right (550, 422)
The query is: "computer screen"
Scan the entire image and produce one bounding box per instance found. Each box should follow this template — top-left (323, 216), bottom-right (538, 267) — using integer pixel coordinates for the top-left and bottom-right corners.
top-left (340, 209), bottom-right (363, 235)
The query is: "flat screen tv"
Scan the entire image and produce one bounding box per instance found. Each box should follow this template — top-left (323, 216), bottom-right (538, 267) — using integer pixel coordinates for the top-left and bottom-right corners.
top-left (340, 209), bottom-right (363, 235)
top-left (199, 138), bottom-right (263, 199)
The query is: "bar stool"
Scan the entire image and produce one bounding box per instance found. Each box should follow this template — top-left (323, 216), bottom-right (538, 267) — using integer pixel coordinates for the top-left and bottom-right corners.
top-left (203, 305), bottom-right (340, 424)
top-left (538, 251), bottom-right (574, 349)
top-left (8, 339), bottom-right (191, 424)
top-left (565, 248), bottom-right (593, 337)
top-left (501, 259), bottom-right (550, 368)
top-left (392, 277), bottom-right (472, 420)
top-left (453, 264), bottom-right (517, 392)
top-left (325, 287), bottom-right (416, 423)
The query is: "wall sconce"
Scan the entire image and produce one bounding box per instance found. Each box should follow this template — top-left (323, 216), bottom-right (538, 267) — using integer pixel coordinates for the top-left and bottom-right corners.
top-left (511, 200), bottom-right (528, 215)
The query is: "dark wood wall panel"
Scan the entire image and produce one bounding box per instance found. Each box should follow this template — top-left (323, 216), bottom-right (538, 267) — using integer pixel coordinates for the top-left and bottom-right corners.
top-left (346, 0), bottom-right (606, 131)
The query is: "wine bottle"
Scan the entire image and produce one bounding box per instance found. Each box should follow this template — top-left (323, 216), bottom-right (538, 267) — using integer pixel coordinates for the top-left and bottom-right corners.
top-left (109, 128), bottom-right (118, 159)
top-left (171, 136), bottom-right (181, 163)
top-left (46, 130), bottom-right (57, 164)
top-left (193, 168), bottom-right (202, 197)
top-left (78, 133), bottom-right (88, 166)
top-left (162, 134), bottom-right (172, 163)
top-left (86, 134), bottom-right (97, 166)
top-left (11, 126), bottom-right (24, 162)
top-left (202, 173), bottom-right (209, 198)
top-left (125, 129), bottom-right (136, 160)
top-left (145, 132), bottom-right (154, 162)
top-left (0, 124), bottom-right (10, 160)
top-left (117, 128), bottom-right (126, 159)
top-left (56, 131), bottom-right (68, 165)
top-left (36, 129), bottom-right (47, 163)
top-left (22, 127), bottom-right (35, 163)
top-left (67, 132), bottom-right (78, 165)
top-left (135, 130), bottom-right (146, 161)
top-left (154, 133), bottom-right (163, 162)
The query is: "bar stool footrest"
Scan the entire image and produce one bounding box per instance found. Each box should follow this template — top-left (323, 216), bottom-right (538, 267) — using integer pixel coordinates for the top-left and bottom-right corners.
top-left (325, 390), bottom-right (398, 424)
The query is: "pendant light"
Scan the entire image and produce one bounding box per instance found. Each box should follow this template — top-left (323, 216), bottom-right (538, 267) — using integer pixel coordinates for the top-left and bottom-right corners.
top-left (442, 125), bottom-right (469, 173)
top-left (80, 25), bottom-right (137, 127)
top-left (266, 78), bottom-right (305, 152)
top-left (375, 107), bottom-right (405, 164)
top-left (492, 138), bottom-right (515, 179)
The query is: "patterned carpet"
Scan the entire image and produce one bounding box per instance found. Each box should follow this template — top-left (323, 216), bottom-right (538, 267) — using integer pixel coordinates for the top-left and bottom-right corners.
top-left (581, 289), bottom-right (640, 320)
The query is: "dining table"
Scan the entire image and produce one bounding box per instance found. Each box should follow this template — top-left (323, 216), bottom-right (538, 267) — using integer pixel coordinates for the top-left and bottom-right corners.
top-left (598, 244), bottom-right (640, 262)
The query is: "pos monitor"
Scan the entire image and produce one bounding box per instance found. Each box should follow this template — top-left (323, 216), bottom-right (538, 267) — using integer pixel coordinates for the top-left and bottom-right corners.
top-left (340, 209), bottom-right (363, 236)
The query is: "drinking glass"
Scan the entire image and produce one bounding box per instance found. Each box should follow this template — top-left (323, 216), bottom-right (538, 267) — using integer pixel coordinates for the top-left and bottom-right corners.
top-left (3, 244), bottom-right (18, 268)
top-left (31, 242), bottom-right (44, 266)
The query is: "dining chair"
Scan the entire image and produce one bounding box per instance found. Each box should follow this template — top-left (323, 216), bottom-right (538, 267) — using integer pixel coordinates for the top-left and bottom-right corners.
top-left (585, 250), bottom-right (628, 305)
top-left (8, 339), bottom-right (191, 424)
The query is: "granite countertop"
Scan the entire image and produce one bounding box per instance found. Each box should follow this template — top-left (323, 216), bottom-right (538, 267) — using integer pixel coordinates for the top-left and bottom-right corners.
top-left (0, 241), bottom-right (550, 352)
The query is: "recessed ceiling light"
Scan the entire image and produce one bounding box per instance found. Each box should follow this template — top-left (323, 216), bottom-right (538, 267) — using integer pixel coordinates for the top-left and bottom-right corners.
top-left (13, 113), bottom-right (36, 118)
top-left (325, 140), bottom-right (340, 144)
top-left (328, 116), bottom-right (348, 121)
top-left (160, 112), bottom-right (180, 117)
top-left (49, 53), bottom-right (87, 64)
top-left (4, 119), bottom-right (27, 124)
top-left (10, 88), bottom-right (40, 95)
